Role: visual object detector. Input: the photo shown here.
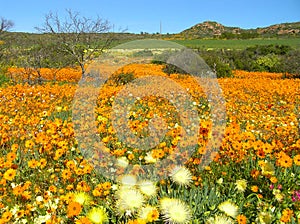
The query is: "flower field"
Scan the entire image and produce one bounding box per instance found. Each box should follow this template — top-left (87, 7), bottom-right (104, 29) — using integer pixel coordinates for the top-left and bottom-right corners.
top-left (0, 64), bottom-right (300, 223)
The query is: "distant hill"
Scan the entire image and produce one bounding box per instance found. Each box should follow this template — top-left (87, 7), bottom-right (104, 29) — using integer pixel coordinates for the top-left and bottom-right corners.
top-left (1, 21), bottom-right (300, 48)
top-left (179, 21), bottom-right (300, 39)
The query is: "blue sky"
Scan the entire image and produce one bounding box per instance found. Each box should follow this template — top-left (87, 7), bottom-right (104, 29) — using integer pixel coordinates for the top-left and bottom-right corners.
top-left (0, 0), bottom-right (299, 34)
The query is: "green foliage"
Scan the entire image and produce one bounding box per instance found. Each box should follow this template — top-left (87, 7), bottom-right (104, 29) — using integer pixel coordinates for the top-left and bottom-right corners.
top-left (220, 44), bottom-right (299, 74)
top-left (0, 73), bottom-right (11, 87)
top-left (245, 44), bottom-right (292, 55)
top-left (199, 51), bottom-right (233, 78)
top-left (173, 38), bottom-right (300, 50)
top-left (220, 32), bottom-right (259, 39)
top-left (162, 64), bottom-right (188, 75)
top-left (109, 73), bottom-right (135, 85)
top-left (280, 50), bottom-right (300, 78)
top-left (131, 49), bottom-right (153, 57)
top-left (254, 54), bottom-right (280, 72)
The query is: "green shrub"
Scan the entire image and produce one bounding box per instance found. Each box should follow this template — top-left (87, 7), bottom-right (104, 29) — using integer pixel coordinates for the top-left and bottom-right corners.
top-left (109, 73), bottom-right (135, 85)
top-left (280, 50), bottom-right (300, 78)
top-left (0, 73), bottom-right (11, 87)
top-left (132, 49), bottom-right (153, 57)
top-left (254, 54), bottom-right (280, 72)
top-left (162, 64), bottom-right (188, 75)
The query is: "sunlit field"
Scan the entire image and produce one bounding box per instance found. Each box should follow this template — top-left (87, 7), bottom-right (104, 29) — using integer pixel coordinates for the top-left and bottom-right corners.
top-left (0, 64), bottom-right (300, 223)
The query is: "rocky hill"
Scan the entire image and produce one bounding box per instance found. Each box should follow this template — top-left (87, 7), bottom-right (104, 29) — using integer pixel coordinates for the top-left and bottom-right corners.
top-left (179, 21), bottom-right (300, 39)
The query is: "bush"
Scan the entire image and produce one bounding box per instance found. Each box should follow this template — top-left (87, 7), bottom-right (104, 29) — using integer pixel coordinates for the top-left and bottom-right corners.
top-left (197, 50), bottom-right (233, 78)
top-left (132, 49), bottom-right (153, 57)
top-left (280, 50), bottom-right (300, 78)
top-left (109, 73), bottom-right (135, 85)
top-left (162, 64), bottom-right (188, 75)
top-left (0, 73), bottom-right (11, 86)
top-left (254, 54), bottom-right (280, 72)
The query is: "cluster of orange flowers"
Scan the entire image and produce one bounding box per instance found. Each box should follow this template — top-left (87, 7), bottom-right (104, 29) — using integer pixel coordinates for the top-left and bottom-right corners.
top-left (0, 63), bottom-right (299, 222)
top-left (7, 67), bottom-right (82, 82)
top-left (233, 70), bottom-right (297, 79)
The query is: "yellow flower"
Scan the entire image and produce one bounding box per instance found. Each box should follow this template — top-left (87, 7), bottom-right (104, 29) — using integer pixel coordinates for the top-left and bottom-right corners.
top-left (257, 211), bottom-right (272, 224)
top-left (235, 179), bottom-right (247, 192)
top-left (87, 207), bottom-right (108, 224)
top-left (169, 166), bottom-right (192, 186)
top-left (272, 189), bottom-right (284, 202)
top-left (261, 161), bottom-right (275, 176)
top-left (73, 192), bottom-right (91, 205)
top-left (3, 168), bottom-right (16, 181)
top-left (218, 200), bottom-right (238, 218)
top-left (160, 198), bottom-right (191, 224)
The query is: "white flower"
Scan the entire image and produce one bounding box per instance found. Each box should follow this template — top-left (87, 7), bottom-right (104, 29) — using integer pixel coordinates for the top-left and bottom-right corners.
top-left (120, 174), bottom-right (137, 187)
top-left (138, 180), bottom-right (157, 197)
top-left (218, 200), bottom-right (238, 218)
top-left (34, 214), bottom-right (51, 224)
top-left (116, 188), bottom-right (145, 213)
top-left (206, 214), bottom-right (234, 224)
top-left (216, 178), bottom-right (223, 184)
top-left (170, 166), bottom-right (192, 186)
top-left (117, 156), bottom-right (129, 168)
top-left (36, 196), bottom-right (43, 202)
top-left (160, 198), bottom-right (192, 224)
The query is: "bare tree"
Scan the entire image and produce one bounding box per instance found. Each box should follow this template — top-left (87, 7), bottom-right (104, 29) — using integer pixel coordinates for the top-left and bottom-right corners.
top-left (35, 9), bottom-right (114, 76)
top-left (12, 36), bottom-right (75, 84)
top-left (0, 17), bottom-right (14, 34)
top-left (0, 17), bottom-right (14, 72)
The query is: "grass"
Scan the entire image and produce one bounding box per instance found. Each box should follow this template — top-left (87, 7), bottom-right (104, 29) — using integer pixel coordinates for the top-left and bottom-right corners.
top-left (171, 38), bottom-right (300, 50)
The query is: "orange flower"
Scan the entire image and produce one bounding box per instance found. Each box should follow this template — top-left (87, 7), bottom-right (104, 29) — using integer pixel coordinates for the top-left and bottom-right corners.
top-left (25, 140), bottom-right (35, 148)
top-left (280, 208), bottom-right (294, 223)
top-left (39, 158), bottom-right (47, 169)
top-left (6, 152), bottom-right (17, 161)
top-left (3, 168), bottom-right (16, 181)
top-left (250, 169), bottom-right (260, 179)
top-left (1, 211), bottom-right (12, 222)
top-left (251, 185), bottom-right (259, 193)
top-left (147, 208), bottom-right (159, 222)
top-left (49, 185), bottom-right (57, 193)
top-left (62, 169), bottom-right (72, 180)
top-left (270, 176), bottom-right (278, 184)
top-left (75, 217), bottom-right (92, 224)
top-left (67, 201), bottom-right (82, 218)
top-left (127, 153), bottom-right (135, 161)
top-left (13, 185), bottom-right (24, 196)
top-left (21, 191), bottom-right (31, 200)
top-left (236, 214), bottom-right (247, 224)
top-left (102, 182), bottom-right (111, 191)
top-left (293, 154), bottom-right (300, 166)
top-left (277, 153), bottom-right (293, 168)
top-left (28, 159), bottom-right (40, 168)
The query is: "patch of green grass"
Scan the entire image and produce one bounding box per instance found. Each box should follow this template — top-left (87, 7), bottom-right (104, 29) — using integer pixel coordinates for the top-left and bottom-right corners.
top-left (172, 38), bottom-right (300, 50)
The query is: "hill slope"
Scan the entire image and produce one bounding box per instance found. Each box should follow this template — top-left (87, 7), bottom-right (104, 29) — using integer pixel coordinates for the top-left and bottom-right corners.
top-left (179, 21), bottom-right (300, 39)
